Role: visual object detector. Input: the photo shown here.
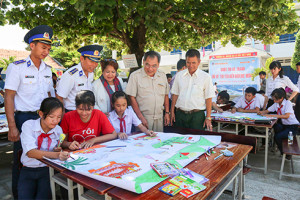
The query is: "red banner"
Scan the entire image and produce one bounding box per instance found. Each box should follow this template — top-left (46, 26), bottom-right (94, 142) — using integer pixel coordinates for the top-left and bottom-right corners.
top-left (209, 52), bottom-right (257, 60)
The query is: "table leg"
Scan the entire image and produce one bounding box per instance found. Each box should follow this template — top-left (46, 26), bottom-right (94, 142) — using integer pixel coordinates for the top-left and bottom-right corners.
top-left (67, 178), bottom-right (74, 200)
top-left (218, 122), bottom-right (221, 133)
top-left (238, 160), bottom-right (243, 200)
top-left (49, 167), bottom-right (56, 200)
top-left (77, 184), bottom-right (84, 200)
top-left (279, 154), bottom-right (286, 180)
top-left (291, 156), bottom-right (294, 174)
top-left (235, 124), bottom-right (238, 135)
top-left (264, 128), bottom-right (268, 174)
top-left (105, 193), bottom-right (112, 200)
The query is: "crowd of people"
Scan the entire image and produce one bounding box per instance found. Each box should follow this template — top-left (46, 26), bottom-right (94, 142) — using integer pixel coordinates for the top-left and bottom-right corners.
top-left (4, 25), bottom-right (300, 199)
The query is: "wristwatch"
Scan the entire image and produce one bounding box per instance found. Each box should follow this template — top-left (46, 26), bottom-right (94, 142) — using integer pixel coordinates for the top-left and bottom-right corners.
top-left (206, 117), bottom-right (212, 120)
top-left (165, 112), bottom-right (170, 114)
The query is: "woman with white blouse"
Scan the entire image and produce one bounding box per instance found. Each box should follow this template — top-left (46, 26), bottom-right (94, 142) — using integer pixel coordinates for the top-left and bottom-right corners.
top-left (266, 61), bottom-right (299, 108)
top-left (92, 59), bottom-right (124, 113)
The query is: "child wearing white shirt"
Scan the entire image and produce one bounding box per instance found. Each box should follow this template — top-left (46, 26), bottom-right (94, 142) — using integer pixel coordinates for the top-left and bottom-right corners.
top-left (108, 91), bottom-right (156, 140)
top-left (18, 98), bottom-right (69, 199)
top-left (231, 87), bottom-right (260, 113)
top-left (258, 88), bottom-right (299, 156)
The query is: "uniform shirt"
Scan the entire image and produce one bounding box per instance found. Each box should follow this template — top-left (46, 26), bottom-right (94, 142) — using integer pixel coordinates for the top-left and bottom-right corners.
top-left (4, 57), bottom-right (53, 111)
top-left (60, 109), bottom-right (115, 143)
top-left (266, 75), bottom-right (299, 98)
top-left (171, 68), bottom-right (215, 111)
top-left (108, 106), bottom-right (141, 134)
top-left (126, 68), bottom-right (169, 118)
top-left (268, 99), bottom-right (299, 125)
top-left (20, 118), bottom-right (62, 168)
top-left (255, 93), bottom-right (265, 109)
top-left (56, 63), bottom-right (94, 110)
top-left (234, 96), bottom-right (260, 110)
top-left (92, 77), bottom-right (124, 113)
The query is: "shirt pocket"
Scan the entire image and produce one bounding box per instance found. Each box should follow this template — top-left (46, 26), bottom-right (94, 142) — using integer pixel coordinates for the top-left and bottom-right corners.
top-left (157, 82), bottom-right (166, 96)
top-left (22, 78), bottom-right (37, 93)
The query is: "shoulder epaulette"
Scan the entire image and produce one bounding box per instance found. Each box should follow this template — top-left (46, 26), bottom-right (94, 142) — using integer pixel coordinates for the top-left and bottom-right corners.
top-left (45, 64), bottom-right (52, 68)
top-left (13, 59), bottom-right (26, 65)
top-left (69, 68), bottom-right (78, 75)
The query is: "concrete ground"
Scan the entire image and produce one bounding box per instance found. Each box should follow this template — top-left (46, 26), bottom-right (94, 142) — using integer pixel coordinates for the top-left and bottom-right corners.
top-left (0, 136), bottom-right (299, 200)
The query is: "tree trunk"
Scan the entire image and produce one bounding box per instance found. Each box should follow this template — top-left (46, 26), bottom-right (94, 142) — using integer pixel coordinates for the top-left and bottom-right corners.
top-left (126, 21), bottom-right (147, 75)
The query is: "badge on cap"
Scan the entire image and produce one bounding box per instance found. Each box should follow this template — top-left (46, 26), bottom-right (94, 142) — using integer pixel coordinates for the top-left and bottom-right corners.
top-left (79, 70), bottom-right (83, 77)
top-left (94, 50), bottom-right (99, 56)
top-left (27, 61), bottom-right (31, 67)
top-left (43, 32), bottom-right (50, 39)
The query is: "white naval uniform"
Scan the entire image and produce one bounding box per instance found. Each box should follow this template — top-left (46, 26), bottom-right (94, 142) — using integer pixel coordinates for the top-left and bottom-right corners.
top-left (20, 118), bottom-right (62, 167)
top-left (297, 75), bottom-right (300, 91)
top-left (266, 75), bottom-right (299, 98)
top-left (4, 57), bottom-right (53, 111)
top-left (56, 63), bottom-right (94, 110)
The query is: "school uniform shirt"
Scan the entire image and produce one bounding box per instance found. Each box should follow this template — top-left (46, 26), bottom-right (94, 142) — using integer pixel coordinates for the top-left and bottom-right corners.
top-left (268, 99), bottom-right (299, 125)
top-left (108, 106), bottom-right (142, 134)
top-left (92, 77), bottom-right (124, 113)
top-left (255, 93), bottom-right (265, 109)
top-left (212, 97), bottom-right (217, 103)
top-left (20, 118), bottom-right (61, 168)
top-left (60, 109), bottom-right (115, 143)
top-left (232, 96), bottom-right (242, 104)
top-left (171, 68), bottom-right (215, 111)
top-left (56, 63), bottom-right (94, 110)
top-left (126, 68), bottom-right (169, 119)
top-left (266, 75), bottom-right (299, 98)
top-left (234, 96), bottom-right (260, 110)
top-left (4, 57), bottom-right (53, 111)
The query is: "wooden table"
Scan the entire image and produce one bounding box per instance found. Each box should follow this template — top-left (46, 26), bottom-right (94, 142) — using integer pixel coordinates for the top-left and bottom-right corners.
top-left (106, 143), bottom-right (252, 200)
top-left (213, 119), bottom-right (277, 174)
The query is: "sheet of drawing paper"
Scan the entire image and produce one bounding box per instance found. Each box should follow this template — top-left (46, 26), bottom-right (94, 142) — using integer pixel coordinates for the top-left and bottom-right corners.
top-left (45, 133), bottom-right (221, 193)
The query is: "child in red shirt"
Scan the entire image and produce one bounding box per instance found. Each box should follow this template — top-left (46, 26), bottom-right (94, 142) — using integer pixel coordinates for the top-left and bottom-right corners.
top-left (61, 90), bottom-right (117, 149)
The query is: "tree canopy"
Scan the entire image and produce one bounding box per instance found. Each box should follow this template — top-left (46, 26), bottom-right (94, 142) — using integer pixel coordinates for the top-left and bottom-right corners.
top-left (291, 30), bottom-right (300, 70)
top-left (2, 0), bottom-right (299, 66)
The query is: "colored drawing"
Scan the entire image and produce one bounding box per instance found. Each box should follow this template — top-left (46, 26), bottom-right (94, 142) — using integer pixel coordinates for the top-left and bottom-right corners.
top-left (88, 161), bottom-right (141, 179)
top-left (134, 143), bottom-right (144, 147)
top-left (45, 133), bottom-right (221, 194)
top-left (62, 157), bottom-right (88, 170)
top-left (133, 135), bottom-right (158, 140)
top-left (73, 144), bottom-right (106, 154)
top-left (152, 137), bottom-right (189, 149)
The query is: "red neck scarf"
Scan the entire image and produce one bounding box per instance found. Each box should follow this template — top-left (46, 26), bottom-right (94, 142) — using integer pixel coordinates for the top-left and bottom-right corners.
top-left (37, 133), bottom-right (52, 151)
top-left (118, 116), bottom-right (126, 133)
top-left (244, 100), bottom-right (254, 110)
top-left (277, 104), bottom-right (283, 115)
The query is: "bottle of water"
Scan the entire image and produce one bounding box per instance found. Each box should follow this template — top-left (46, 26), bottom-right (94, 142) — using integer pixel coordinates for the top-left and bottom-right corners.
top-left (288, 131), bottom-right (293, 145)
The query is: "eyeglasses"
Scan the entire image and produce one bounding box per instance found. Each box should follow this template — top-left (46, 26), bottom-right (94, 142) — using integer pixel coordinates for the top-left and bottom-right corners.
top-left (144, 63), bottom-right (158, 69)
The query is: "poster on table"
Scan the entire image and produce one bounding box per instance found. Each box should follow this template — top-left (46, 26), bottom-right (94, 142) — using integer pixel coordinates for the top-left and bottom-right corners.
top-left (45, 133), bottom-right (221, 194)
top-left (209, 53), bottom-right (260, 96)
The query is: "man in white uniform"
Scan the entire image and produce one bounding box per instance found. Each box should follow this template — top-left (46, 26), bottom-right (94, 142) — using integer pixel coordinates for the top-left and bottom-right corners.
top-left (4, 25), bottom-right (54, 199)
top-left (56, 45), bottom-right (103, 112)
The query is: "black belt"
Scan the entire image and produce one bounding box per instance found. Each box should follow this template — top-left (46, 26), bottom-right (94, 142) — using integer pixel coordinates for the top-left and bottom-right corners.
top-left (15, 111), bottom-right (38, 114)
top-left (177, 108), bottom-right (203, 114)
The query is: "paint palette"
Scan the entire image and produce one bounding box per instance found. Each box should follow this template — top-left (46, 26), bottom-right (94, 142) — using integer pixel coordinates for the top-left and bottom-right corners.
top-left (150, 162), bottom-right (178, 177)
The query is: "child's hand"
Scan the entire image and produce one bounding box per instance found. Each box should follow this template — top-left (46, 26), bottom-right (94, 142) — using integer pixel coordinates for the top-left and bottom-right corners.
top-left (81, 139), bottom-right (96, 149)
top-left (147, 130), bottom-right (157, 137)
top-left (118, 132), bottom-right (128, 140)
top-left (231, 108), bottom-right (236, 113)
top-left (58, 151), bottom-right (69, 161)
top-left (217, 108), bottom-right (224, 113)
top-left (257, 111), bottom-right (263, 115)
top-left (53, 147), bottom-right (62, 152)
top-left (69, 141), bottom-right (81, 150)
